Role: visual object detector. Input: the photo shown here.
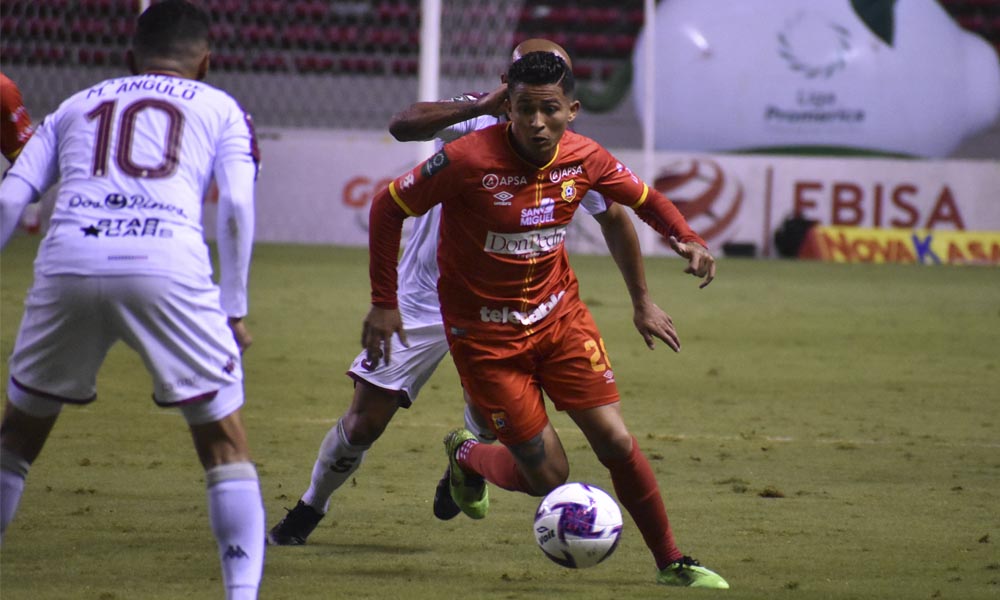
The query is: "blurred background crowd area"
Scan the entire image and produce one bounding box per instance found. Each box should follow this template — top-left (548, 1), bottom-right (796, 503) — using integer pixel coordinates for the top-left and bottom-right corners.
top-left (1, 0), bottom-right (997, 159)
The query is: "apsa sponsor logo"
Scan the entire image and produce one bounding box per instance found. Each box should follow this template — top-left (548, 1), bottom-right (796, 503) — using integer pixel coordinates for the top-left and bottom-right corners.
top-left (482, 173), bottom-right (527, 189)
top-left (548, 164), bottom-right (584, 183)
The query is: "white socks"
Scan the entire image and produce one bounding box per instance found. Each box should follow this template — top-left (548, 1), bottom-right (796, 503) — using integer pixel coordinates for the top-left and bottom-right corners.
top-left (206, 462), bottom-right (264, 600)
top-left (301, 420), bottom-right (369, 513)
top-left (0, 448), bottom-right (29, 541)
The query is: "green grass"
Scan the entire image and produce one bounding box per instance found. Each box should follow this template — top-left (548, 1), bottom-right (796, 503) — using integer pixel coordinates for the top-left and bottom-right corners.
top-left (2, 236), bottom-right (998, 599)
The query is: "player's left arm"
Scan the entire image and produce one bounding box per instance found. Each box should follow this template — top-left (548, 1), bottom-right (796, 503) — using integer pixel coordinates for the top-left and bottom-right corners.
top-left (213, 108), bottom-right (259, 352)
top-left (591, 200), bottom-right (680, 351)
top-left (591, 151), bottom-right (716, 288)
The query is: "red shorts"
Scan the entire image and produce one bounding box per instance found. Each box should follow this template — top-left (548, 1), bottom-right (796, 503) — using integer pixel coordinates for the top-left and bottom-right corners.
top-left (446, 304), bottom-right (620, 445)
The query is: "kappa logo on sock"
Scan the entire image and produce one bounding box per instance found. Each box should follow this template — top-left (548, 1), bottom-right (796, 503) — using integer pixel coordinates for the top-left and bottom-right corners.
top-left (224, 544), bottom-right (249, 560)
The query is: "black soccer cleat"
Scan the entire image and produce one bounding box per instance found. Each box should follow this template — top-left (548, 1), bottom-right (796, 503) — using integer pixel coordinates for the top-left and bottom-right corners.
top-left (433, 468), bottom-right (461, 520)
top-left (268, 500), bottom-right (324, 545)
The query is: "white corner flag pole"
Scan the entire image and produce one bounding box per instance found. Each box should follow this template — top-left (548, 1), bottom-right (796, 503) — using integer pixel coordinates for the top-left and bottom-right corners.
top-left (642, 0), bottom-right (656, 184)
top-left (417, 0), bottom-right (443, 162)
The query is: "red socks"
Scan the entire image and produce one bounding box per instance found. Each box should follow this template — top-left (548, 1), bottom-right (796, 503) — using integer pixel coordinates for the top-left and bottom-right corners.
top-left (457, 435), bottom-right (684, 569)
top-left (599, 436), bottom-right (682, 569)
top-left (457, 440), bottom-right (534, 493)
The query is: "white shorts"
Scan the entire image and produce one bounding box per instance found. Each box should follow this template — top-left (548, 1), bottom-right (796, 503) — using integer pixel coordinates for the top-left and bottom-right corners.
top-left (8, 274), bottom-right (244, 413)
top-left (347, 322), bottom-right (449, 407)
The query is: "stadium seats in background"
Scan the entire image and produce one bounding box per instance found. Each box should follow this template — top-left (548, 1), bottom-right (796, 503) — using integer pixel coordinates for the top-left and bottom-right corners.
top-left (0, 1), bottom-right (995, 88)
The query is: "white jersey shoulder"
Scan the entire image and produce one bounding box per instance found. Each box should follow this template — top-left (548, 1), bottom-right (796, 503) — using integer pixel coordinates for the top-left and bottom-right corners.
top-left (10, 73), bottom-right (258, 285)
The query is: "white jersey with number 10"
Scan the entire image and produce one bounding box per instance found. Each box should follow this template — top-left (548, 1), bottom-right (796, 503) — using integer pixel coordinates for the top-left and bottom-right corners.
top-left (7, 73), bottom-right (259, 299)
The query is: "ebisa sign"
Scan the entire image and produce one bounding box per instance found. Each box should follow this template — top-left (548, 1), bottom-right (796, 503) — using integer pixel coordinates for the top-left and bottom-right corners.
top-left (194, 130), bottom-right (998, 262)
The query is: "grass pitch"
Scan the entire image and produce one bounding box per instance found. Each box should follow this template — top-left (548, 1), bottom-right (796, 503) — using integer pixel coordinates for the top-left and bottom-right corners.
top-left (1, 236), bottom-right (998, 599)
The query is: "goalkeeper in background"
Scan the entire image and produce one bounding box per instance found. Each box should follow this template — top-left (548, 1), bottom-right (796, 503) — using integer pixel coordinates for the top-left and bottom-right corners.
top-left (268, 39), bottom-right (682, 546)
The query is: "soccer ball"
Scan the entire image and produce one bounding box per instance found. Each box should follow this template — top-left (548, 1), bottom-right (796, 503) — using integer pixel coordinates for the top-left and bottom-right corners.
top-left (533, 482), bottom-right (623, 569)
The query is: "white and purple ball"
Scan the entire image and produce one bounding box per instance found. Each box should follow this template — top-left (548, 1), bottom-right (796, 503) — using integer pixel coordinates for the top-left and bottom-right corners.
top-left (533, 482), bottom-right (623, 569)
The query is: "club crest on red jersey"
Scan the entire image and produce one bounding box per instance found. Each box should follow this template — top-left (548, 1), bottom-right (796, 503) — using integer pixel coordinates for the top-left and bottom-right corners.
top-left (560, 179), bottom-right (577, 202)
top-left (491, 411), bottom-right (509, 431)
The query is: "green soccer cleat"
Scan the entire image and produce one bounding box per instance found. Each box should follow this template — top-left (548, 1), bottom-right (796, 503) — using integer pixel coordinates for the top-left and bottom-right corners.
top-left (656, 556), bottom-right (730, 589)
top-left (442, 428), bottom-right (489, 520)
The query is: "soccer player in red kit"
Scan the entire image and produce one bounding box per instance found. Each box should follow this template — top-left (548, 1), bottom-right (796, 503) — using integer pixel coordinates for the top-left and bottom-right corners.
top-left (364, 51), bottom-right (728, 589)
top-left (1, 72), bottom-right (34, 164)
top-left (1, 72), bottom-right (41, 233)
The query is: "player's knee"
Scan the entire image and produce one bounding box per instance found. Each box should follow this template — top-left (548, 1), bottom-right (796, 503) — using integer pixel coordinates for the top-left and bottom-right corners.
top-left (339, 411), bottom-right (386, 446)
top-left (2, 386), bottom-right (62, 463)
top-left (531, 466), bottom-right (570, 496)
top-left (590, 430), bottom-right (634, 462)
top-left (342, 384), bottom-right (400, 445)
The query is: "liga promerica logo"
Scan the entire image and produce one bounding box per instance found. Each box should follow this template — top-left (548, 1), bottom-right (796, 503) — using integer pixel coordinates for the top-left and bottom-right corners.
top-left (653, 158), bottom-right (744, 244)
top-left (777, 11), bottom-right (853, 79)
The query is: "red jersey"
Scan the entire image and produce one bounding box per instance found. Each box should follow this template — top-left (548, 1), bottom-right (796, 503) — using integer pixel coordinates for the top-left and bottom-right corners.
top-left (0, 73), bottom-right (33, 162)
top-left (370, 123), bottom-right (706, 340)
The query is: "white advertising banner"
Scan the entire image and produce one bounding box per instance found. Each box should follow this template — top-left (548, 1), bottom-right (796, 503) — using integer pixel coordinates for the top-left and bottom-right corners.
top-left (205, 129), bottom-right (1000, 260)
top-left (601, 150), bottom-right (1000, 258)
top-left (632, 0), bottom-right (1000, 157)
top-left (204, 127), bottom-right (418, 246)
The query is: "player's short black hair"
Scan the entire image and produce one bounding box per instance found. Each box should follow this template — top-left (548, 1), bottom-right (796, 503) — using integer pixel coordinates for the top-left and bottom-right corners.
top-left (506, 51), bottom-right (576, 97)
top-left (133, 0), bottom-right (211, 61)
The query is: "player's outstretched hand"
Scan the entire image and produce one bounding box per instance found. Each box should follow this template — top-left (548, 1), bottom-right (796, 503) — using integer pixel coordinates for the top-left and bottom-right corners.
top-left (228, 317), bottom-right (253, 354)
top-left (668, 236), bottom-right (716, 288)
top-left (361, 306), bottom-right (407, 368)
top-left (633, 298), bottom-right (681, 352)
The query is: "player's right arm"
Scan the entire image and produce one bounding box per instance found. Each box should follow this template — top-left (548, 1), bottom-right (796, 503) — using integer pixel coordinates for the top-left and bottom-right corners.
top-left (0, 115), bottom-right (57, 248)
top-left (388, 84), bottom-right (507, 142)
top-left (364, 183), bottom-right (409, 367)
top-left (364, 145), bottom-right (461, 366)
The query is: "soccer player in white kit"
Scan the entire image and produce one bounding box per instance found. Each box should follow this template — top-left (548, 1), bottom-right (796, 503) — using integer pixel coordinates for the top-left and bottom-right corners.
top-left (0, 3), bottom-right (264, 598)
top-left (268, 39), bottom-right (683, 545)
